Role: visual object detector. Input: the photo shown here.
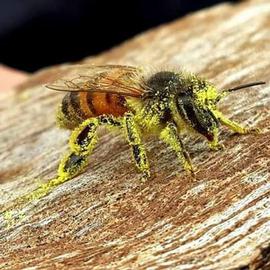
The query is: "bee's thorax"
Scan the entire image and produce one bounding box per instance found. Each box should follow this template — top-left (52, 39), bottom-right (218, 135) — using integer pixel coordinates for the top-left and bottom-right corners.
top-left (144, 71), bottom-right (184, 99)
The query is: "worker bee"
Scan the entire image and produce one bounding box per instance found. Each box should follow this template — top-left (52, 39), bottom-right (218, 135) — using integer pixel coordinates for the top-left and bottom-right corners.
top-left (46, 64), bottom-right (265, 181)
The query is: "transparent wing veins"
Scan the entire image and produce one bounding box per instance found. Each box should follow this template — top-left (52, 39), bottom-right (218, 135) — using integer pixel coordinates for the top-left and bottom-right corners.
top-left (45, 65), bottom-right (146, 98)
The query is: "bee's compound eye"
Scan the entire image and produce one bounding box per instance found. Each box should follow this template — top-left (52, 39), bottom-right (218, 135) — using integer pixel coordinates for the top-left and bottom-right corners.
top-left (176, 94), bottom-right (218, 140)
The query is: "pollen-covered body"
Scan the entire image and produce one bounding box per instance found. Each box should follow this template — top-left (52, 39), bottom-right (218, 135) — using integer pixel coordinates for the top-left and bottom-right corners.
top-left (45, 64), bottom-right (262, 183)
top-left (126, 71), bottom-right (221, 151)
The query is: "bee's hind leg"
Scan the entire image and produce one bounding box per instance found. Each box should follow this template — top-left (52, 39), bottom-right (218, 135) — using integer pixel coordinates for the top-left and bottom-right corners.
top-left (123, 113), bottom-right (150, 179)
top-left (43, 116), bottom-right (123, 192)
top-left (160, 122), bottom-right (194, 175)
top-left (22, 115), bottom-right (123, 202)
top-left (58, 115), bottom-right (123, 180)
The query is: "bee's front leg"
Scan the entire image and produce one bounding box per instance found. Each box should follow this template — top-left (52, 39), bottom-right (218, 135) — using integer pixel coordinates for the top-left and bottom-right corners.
top-left (214, 111), bottom-right (260, 134)
top-left (207, 125), bottom-right (224, 151)
top-left (160, 122), bottom-right (194, 175)
top-left (123, 113), bottom-right (150, 179)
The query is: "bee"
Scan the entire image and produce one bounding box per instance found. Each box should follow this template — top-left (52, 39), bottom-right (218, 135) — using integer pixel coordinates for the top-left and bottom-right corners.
top-left (46, 65), bottom-right (265, 181)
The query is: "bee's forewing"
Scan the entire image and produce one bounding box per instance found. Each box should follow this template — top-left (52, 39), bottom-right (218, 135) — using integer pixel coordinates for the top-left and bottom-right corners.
top-left (45, 64), bottom-right (145, 97)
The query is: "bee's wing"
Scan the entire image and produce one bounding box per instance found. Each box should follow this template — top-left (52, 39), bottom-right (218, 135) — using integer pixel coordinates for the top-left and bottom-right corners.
top-left (46, 64), bottom-right (146, 98)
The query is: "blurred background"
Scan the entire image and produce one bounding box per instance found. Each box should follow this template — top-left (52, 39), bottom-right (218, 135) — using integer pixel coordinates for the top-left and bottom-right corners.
top-left (0, 0), bottom-right (240, 73)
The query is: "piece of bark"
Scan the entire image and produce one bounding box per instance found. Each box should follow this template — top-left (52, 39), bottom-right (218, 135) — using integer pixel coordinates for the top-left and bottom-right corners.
top-left (1, 0), bottom-right (270, 269)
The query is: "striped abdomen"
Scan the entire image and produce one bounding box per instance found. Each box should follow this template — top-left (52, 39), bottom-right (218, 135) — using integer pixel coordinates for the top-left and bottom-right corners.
top-left (57, 92), bottom-right (128, 129)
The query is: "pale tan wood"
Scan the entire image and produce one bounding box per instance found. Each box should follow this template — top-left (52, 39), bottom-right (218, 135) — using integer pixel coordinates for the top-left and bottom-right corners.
top-left (1, 0), bottom-right (270, 269)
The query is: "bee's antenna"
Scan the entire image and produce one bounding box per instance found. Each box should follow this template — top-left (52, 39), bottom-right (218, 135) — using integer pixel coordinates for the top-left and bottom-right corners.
top-left (225, 81), bottom-right (266, 93)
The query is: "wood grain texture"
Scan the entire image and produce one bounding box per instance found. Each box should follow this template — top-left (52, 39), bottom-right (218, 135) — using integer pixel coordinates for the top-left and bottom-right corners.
top-left (1, 0), bottom-right (270, 269)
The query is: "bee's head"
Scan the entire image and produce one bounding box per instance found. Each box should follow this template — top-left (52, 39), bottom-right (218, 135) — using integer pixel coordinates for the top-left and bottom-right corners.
top-left (175, 79), bottom-right (265, 141)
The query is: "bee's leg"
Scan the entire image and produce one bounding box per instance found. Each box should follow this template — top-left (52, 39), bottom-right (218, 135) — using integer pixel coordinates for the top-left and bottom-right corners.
top-left (59, 115), bottom-right (122, 180)
top-left (160, 122), bottom-right (194, 175)
top-left (214, 111), bottom-right (260, 134)
top-left (24, 116), bottom-right (122, 201)
top-left (207, 125), bottom-right (224, 151)
top-left (123, 113), bottom-right (150, 178)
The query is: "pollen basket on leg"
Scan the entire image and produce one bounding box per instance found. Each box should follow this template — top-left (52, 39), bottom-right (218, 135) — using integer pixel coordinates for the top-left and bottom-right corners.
top-left (76, 124), bottom-right (96, 147)
top-left (69, 118), bottom-right (99, 154)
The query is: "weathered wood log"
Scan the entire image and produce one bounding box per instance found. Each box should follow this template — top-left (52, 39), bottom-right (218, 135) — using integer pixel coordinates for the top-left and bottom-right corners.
top-left (1, 0), bottom-right (270, 269)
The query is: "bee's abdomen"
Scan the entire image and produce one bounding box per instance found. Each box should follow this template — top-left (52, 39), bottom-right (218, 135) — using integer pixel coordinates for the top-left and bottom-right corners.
top-left (57, 92), bottom-right (128, 129)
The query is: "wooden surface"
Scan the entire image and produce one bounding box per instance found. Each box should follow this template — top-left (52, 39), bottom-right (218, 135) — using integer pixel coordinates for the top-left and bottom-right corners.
top-left (1, 0), bottom-right (270, 269)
